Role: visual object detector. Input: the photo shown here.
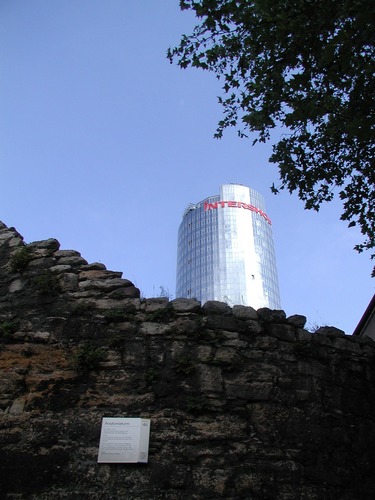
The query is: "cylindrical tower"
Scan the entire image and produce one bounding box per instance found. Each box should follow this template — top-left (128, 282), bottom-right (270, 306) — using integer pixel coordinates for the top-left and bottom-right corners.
top-left (176, 184), bottom-right (281, 309)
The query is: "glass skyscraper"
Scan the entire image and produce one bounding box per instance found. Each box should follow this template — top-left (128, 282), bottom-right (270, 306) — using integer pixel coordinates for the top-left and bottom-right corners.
top-left (176, 184), bottom-right (281, 310)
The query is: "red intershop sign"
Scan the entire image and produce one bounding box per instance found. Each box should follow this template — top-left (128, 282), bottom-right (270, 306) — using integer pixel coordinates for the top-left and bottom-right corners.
top-left (204, 201), bottom-right (271, 224)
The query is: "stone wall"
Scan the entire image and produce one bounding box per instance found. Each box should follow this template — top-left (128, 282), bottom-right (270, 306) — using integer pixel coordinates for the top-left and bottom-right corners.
top-left (1, 221), bottom-right (375, 499)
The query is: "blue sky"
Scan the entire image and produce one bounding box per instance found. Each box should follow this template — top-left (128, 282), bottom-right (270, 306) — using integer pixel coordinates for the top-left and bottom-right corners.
top-left (1, 0), bottom-right (373, 333)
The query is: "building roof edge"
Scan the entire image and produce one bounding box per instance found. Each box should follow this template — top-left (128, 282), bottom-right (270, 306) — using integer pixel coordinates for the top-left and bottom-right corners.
top-left (353, 293), bottom-right (375, 336)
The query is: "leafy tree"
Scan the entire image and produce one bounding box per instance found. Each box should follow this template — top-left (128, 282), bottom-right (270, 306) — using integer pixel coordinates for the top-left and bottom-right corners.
top-left (168, 0), bottom-right (375, 273)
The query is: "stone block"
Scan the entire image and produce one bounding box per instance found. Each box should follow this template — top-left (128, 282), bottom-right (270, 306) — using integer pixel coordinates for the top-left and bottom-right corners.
top-left (296, 330), bottom-right (312, 342)
top-left (140, 322), bottom-right (171, 335)
top-left (78, 278), bottom-right (136, 294)
top-left (257, 308), bottom-right (287, 323)
top-left (50, 265), bottom-right (72, 273)
top-left (9, 397), bottom-right (26, 415)
top-left (30, 248), bottom-right (56, 258)
top-left (54, 250), bottom-right (81, 257)
top-left (222, 339), bottom-right (249, 348)
top-left (109, 321), bottom-right (137, 334)
top-left (315, 326), bottom-right (346, 337)
top-left (56, 255), bottom-right (88, 266)
top-left (108, 287), bottom-right (139, 299)
top-left (333, 338), bottom-right (363, 354)
top-left (90, 298), bottom-right (125, 310)
top-left (265, 323), bottom-right (296, 342)
top-left (196, 345), bottom-right (213, 361)
top-left (82, 262), bottom-right (107, 270)
top-left (225, 380), bottom-right (274, 400)
top-left (173, 317), bottom-right (201, 335)
top-left (8, 279), bottom-right (25, 294)
top-left (28, 257), bottom-right (57, 269)
top-left (7, 238), bottom-right (24, 249)
top-left (203, 314), bottom-right (246, 332)
top-left (253, 335), bottom-right (279, 349)
top-left (144, 297), bottom-right (169, 312)
top-left (170, 298), bottom-right (201, 313)
top-left (29, 238), bottom-right (60, 251)
top-left (202, 300), bottom-right (232, 316)
top-left (233, 304), bottom-right (258, 320)
top-left (27, 331), bottom-right (51, 342)
top-left (197, 364), bottom-right (223, 392)
top-left (287, 314), bottom-right (307, 328)
top-left (79, 270), bottom-right (123, 280)
top-left (297, 360), bottom-right (326, 378)
top-left (60, 273), bottom-right (79, 291)
top-left (244, 320), bottom-right (263, 334)
top-left (312, 333), bottom-right (332, 346)
top-left (0, 229), bottom-right (19, 243)
top-left (192, 468), bottom-right (228, 496)
top-left (363, 343), bottom-right (375, 356)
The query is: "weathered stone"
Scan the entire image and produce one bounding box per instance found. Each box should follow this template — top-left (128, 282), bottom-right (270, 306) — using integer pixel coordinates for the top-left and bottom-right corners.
top-left (107, 287), bottom-right (138, 299)
top-left (0, 232), bottom-right (12, 242)
top-left (312, 332), bottom-right (333, 346)
top-left (253, 335), bottom-right (279, 349)
top-left (29, 238), bottom-right (60, 251)
top-left (197, 364), bottom-right (223, 392)
top-left (202, 300), bottom-right (232, 316)
top-left (82, 262), bottom-right (107, 271)
top-left (223, 338), bottom-right (248, 348)
top-left (212, 347), bottom-right (240, 366)
top-left (173, 317), bottom-right (201, 335)
top-left (226, 380), bottom-right (274, 400)
top-left (8, 279), bottom-right (25, 294)
top-left (9, 397), bottom-right (26, 415)
top-left (139, 322), bottom-right (171, 335)
top-left (170, 298), bottom-right (201, 313)
top-left (54, 250), bottom-right (82, 258)
top-left (56, 255), bottom-right (88, 266)
top-left (27, 257), bottom-right (57, 269)
top-left (203, 314), bottom-right (246, 332)
top-left (59, 273), bottom-right (79, 291)
top-left (296, 329), bottom-right (312, 341)
top-left (79, 270), bottom-right (123, 280)
top-left (26, 247), bottom-right (52, 258)
top-left (144, 297), bottom-right (169, 312)
top-left (109, 321), bottom-right (137, 334)
top-left (0, 231), bottom-right (24, 246)
top-left (78, 278), bottom-right (130, 292)
top-left (333, 337), bottom-right (363, 354)
top-left (233, 304), bottom-right (258, 320)
top-left (257, 308), bottom-right (287, 323)
top-left (27, 331), bottom-right (51, 342)
top-left (287, 314), bottom-right (307, 328)
top-left (196, 345), bottom-right (213, 361)
top-left (118, 286), bottom-right (140, 298)
top-left (50, 265), bottom-right (72, 273)
top-left (315, 326), bottom-right (346, 337)
top-left (68, 290), bottom-right (103, 299)
top-left (363, 342), bottom-right (375, 356)
top-left (265, 323), bottom-right (296, 342)
top-left (244, 320), bottom-right (264, 334)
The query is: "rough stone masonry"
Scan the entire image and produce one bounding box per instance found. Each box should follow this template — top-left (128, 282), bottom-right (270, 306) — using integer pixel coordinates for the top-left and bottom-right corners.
top-left (0, 221), bottom-right (375, 499)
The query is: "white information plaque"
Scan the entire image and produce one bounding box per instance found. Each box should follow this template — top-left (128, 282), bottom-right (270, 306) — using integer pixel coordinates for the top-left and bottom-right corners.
top-left (97, 417), bottom-right (151, 463)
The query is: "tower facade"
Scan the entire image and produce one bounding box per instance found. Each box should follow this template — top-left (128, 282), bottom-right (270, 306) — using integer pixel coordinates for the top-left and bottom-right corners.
top-left (176, 184), bottom-right (281, 309)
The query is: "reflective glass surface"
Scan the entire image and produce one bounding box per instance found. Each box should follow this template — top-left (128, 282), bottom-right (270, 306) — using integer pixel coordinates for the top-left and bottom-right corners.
top-left (176, 184), bottom-right (281, 309)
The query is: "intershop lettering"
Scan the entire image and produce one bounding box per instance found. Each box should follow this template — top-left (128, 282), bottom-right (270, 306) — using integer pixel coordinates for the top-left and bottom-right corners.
top-left (204, 200), bottom-right (272, 225)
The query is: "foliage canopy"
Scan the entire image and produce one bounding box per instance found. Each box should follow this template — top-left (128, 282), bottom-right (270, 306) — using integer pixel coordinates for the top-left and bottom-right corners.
top-left (168, 0), bottom-right (375, 272)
